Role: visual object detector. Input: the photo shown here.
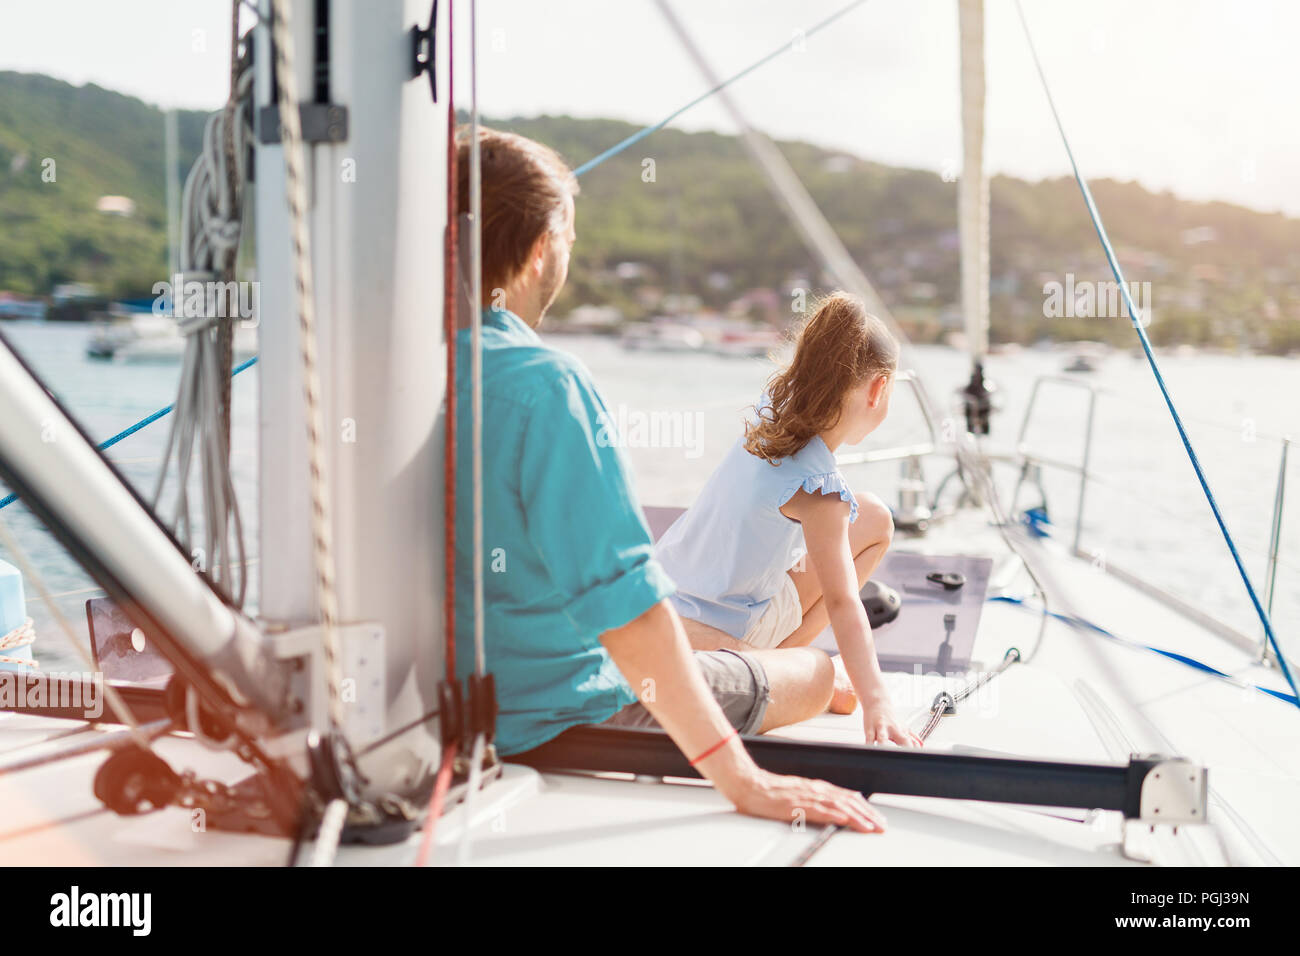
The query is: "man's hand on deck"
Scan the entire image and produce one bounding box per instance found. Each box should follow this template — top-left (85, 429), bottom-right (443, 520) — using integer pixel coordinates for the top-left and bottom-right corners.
top-left (715, 763), bottom-right (887, 833)
top-left (602, 600), bottom-right (887, 834)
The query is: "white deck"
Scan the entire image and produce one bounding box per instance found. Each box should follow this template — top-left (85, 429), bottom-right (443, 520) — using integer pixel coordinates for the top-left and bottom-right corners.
top-left (2, 504), bottom-right (1292, 867)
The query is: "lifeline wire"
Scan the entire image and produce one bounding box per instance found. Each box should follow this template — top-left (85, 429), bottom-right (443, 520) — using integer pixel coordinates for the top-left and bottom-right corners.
top-left (1013, 0), bottom-right (1298, 707)
top-left (992, 595), bottom-right (1298, 707)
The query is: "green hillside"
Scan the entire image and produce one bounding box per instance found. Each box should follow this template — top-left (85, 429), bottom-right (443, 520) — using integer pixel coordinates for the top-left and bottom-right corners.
top-left (2, 72), bottom-right (1299, 351)
top-left (502, 114), bottom-right (1300, 352)
top-left (0, 71), bottom-right (205, 296)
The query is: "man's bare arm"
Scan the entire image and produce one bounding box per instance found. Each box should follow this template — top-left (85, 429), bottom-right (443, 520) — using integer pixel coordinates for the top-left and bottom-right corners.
top-left (600, 599), bottom-right (885, 832)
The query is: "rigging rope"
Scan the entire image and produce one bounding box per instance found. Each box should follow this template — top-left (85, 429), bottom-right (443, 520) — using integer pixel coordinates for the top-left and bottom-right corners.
top-left (460, 0), bottom-right (488, 868)
top-left (1012, 0), bottom-right (1298, 708)
top-left (572, 0), bottom-right (872, 178)
top-left (468, 5), bottom-right (486, 684)
top-left (268, 0), bottom-right (348, 741)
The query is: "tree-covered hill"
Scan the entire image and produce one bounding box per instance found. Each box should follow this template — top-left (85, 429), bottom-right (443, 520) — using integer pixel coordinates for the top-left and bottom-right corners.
top-left (2, 72), bottom-right (1298, 350)
top-left (499, 113), bottom-right (1300, 351)
top-left (0, 71), bottom-right (205, 296)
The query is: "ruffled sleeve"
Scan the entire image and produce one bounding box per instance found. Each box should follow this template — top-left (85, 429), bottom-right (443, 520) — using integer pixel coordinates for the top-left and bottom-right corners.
top-left (778, 471), bottom-right (859, 523)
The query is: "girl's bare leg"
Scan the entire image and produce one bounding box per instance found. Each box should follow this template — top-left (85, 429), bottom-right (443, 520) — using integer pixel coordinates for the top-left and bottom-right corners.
top-left (778, 492), bottom-right (894, 712)
top-left (744, 647), bottom-right (835, 732)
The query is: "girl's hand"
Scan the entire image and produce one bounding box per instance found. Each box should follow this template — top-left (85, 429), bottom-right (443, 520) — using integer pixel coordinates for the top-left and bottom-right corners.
top-left (861, 691), bottom-right (923, 748)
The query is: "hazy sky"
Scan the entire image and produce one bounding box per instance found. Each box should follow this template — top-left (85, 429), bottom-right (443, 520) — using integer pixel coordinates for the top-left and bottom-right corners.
top-left (2, 0), bottom-right (1297, 216)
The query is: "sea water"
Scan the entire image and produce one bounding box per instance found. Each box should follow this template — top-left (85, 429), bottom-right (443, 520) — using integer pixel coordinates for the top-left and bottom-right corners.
top-left (1, 319), bottom-right (1296, 671)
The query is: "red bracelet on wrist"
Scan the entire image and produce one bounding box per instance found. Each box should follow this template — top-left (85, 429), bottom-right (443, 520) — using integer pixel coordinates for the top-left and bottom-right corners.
top-left (689, 728), bottom-right (739, 766)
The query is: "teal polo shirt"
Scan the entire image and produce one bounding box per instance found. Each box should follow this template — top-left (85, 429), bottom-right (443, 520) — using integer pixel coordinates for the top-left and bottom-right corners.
top-left (454, 308), bottom-right (675, 755)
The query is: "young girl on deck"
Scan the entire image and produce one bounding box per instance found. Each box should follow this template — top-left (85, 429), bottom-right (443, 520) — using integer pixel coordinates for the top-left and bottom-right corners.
top-left (656, 292), bottom-right (921, 747)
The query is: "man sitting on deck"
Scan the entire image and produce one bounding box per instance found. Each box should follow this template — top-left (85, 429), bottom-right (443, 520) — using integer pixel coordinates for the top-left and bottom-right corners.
top-left (453, 127), bottom-right (882, 833)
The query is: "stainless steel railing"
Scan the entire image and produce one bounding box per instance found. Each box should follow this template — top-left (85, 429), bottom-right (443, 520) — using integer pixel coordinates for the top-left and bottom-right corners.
top-left (837, 370), bottom-right (1293, 663)
top-left (1010, 374), bottom-right (1292, 661)
top-left (1011, 375), bottom-right (1098, 553)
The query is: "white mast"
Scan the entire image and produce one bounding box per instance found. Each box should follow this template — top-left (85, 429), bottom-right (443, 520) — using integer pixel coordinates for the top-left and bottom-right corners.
top-left (254, 0), bottom-right (449, 792)
top-left (958, 0), bottom-right (990, 360)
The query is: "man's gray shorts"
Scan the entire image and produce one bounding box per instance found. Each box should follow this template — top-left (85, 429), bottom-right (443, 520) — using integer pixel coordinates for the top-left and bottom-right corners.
top-left (602, 649), bottom-right (772, 736)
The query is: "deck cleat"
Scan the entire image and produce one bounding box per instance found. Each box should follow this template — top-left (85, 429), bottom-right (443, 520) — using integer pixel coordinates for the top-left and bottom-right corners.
top-left (893, 456), bottom-right (933, 534)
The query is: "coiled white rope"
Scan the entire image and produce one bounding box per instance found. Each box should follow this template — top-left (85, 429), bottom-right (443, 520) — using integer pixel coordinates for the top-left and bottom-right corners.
top-left (0, 616), bottom-right (35, 667)
top-left (152, 58), bottom-right (253, 608)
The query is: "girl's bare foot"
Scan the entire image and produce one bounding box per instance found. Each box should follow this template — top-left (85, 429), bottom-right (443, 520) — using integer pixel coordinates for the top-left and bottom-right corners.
top-left (829, 664), bottom-right (858, 714)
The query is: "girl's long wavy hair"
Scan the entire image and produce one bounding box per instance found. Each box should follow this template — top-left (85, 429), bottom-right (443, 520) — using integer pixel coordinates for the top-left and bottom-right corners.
top-left (744, 292), bottom-right (899, 464)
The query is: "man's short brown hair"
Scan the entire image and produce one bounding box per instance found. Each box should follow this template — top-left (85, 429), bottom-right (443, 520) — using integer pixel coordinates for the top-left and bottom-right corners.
top-left (456, 127), bottom-right (579, 294)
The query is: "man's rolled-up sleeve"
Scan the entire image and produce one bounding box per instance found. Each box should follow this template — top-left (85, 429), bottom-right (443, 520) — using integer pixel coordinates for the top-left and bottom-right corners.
top-left (518, 368), bottom-right (675, 634)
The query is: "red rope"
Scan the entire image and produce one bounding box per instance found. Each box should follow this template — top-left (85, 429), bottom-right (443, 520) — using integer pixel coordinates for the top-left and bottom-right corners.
top-left (418, 1), bottom-right (460, 869)
top-left (414, 740), bottom-right (458, 866)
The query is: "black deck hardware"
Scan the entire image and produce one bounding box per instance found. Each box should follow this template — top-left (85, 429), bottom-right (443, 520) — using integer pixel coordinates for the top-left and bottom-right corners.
top-left (508, 724), bottom-right (1202, 822)
top-left (93, 746), bottom-right (182, 815)
top-left (256, 103), bottom-right (349, 144)
top-left (926, 570), bottom-right (966, 590)
top-left (258, 0), bottom-right (349, 143)
top-left (860, 579), bottom-right (901, 628)
top-left (410, 0), bottom-right (439, 101)
top-left (439, 678), bottom-right (463, 749)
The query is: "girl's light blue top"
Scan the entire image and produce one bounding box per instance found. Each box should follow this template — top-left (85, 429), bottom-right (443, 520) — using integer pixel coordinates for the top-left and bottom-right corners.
top-left (656, 425), bottom-right (859, 638)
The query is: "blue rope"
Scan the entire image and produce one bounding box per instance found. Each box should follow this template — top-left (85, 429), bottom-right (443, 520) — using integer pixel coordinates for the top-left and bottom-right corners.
top-left (572, 0), bottom-right (872, 178)
top-left (1013, 1), bottom-right (1299, 708)
top-left (991, 595), bottom-right (1299, 707)
top-left (0, 355), bottom-right (259, 511)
